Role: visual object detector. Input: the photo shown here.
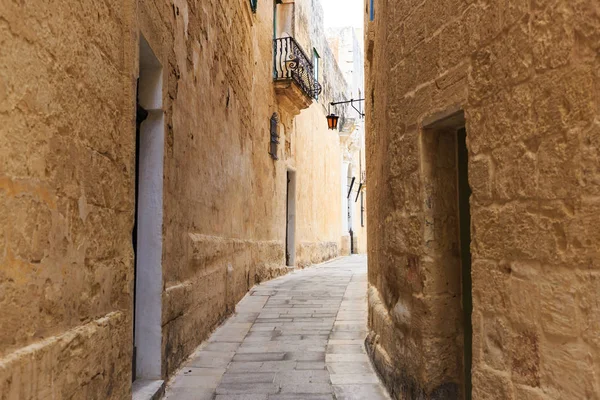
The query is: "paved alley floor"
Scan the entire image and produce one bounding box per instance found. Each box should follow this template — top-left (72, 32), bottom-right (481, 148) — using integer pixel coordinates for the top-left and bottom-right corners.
top-left (164, 255), bottom-right (390, 400)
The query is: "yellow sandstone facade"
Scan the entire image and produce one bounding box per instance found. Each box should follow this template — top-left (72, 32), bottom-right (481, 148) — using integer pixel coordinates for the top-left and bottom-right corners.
top-left (0, 0), bottom-right (358, 397)
top-left (365, 0), bottom-right (600, 399)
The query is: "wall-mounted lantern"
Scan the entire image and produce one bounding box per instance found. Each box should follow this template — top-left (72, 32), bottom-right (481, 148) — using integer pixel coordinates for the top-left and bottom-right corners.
top-left (269, 113), bottom-right (280, 160)
top-left (326, 98), bottom-right (365, 130)
top-left (326, 113), bottom-right (339, 130)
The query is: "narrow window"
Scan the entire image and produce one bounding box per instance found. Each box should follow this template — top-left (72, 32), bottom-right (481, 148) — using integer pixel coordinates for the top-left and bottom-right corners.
top-left (250, 0), bottom-right (257, 13)
top-left (286, 170), bottom-right (297, 266)
top-left (369, 0), bottom-right (374, 21)
top-left (360, 192), bottom-right (365, 227)
top-left (313, 48), bottom-right (320, 100)
top-left (269, 113), bottom-right (279, 160)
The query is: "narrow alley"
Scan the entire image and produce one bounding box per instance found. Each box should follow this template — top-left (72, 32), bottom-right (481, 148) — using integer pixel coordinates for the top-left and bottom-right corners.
top-left (162, 256), bottom-right (389, 400)
top-left (3, 0), bottom-right (600, 398)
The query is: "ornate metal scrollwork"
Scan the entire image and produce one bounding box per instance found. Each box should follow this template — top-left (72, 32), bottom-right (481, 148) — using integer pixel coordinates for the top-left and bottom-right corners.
top-left (273, 37), bottom-right (322, 100)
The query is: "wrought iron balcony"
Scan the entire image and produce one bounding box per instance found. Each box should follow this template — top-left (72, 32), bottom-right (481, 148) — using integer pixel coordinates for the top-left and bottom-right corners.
top-left (273, 36), bottom-right (322, 114)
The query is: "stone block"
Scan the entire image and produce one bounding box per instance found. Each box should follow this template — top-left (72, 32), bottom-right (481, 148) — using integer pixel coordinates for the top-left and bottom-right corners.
top-left (421, 257), bottom-right (461, 296)
top-left (465, 3), bottom-right (503, 51)
top-left (537, 133), bottom-right (580, 200)
top-left (325, 354), bottom-right (370, 363)
top-left (417, 294), bottom-right (463, 339)
top-left (220, 372), bottom-right (276, 384)
top-left (414, 38), bottom-right (441, 86)
top-left (566, 198), bottom-right (600, 268)
top-left (577, 272), bottom-right (600, 349)
top-left (572, 0), bottom-right (600, 52)
top-left (420, 336), bottom-right (462, 387)
top-left (468, 155), bottom-right (493, 202)
top-left (581, 122), bottom-right (600, 196)
top-left (216, 382), bottom-right (279, 395)
top-left (510, 330), bottom-right (541, 387)
top-left (466, 83), bottom-right (535, 154)
top-left (215, 395), bottom-right (267, 400)
top-left (481, 316), bottom-right (510, 372)
top-left (332, 384), bottom-right (389, 400)
top-left (532, 67), bottom-right (597, 136)
top-left (535, 201), bottom-right (575, 264)
top-left (508, 275), bottom-right (540, 329)
top-left (492, 20), bottom-right (533, 86)
top-left (513, 385), bottom-right (546, 400)
top-left (471, 202), bottom-right (538, 261)
top-left (403, 4), bottom-right (428, 54)
top-left (492, 144), bottom-right (537, 201)
top-left (188, 351), bottom-right (236, 368)
top-left (532, 3), bottom-right (575, 71)
top-left (329, 374), bottom-right (380, 385)
top-left (472, 260), bottom-right (509, 315)
top-left (540, 273), bottom-right (578, 338)
top-left (540, 342), bottom-right (596, 398)
top-left (471, 367), bottom-right (515, 400)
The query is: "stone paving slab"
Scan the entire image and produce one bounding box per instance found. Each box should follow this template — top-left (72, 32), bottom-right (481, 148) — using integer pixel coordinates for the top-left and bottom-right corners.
top-left (333, 383), bottom-right (391, 400)
top-left (164, 255), bottom-right (390, 400)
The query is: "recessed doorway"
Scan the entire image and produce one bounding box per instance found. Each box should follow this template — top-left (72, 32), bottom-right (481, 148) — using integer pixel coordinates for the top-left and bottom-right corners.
top-left (457, 126), bottom-right (472, 400)
top-left (286, 170), bottom-right (296, 267)
top-left (347, 164), bottom-right (355, 254)
top-left (422, 111), bottom-right (472, 400)
top-left (133, 35), bottom-right (164, 384)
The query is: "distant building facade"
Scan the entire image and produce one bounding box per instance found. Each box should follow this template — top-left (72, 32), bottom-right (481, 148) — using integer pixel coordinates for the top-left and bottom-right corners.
top-left (328, 27), bottom-right (368, 255)
top-left (0, 0), bottom-right (353, 397)
top-left (365, 0), bottom-right (600, 399)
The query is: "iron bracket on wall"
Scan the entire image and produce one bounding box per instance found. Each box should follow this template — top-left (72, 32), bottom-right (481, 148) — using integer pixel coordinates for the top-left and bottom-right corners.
top-left (330, 98), bottom-right (365, 118)
top-left (269, 113), bottom-right (280, 160)
top-left (355, 183), bottom-right (363, 202)
top-left (347, 177), bottom-right (355, 199)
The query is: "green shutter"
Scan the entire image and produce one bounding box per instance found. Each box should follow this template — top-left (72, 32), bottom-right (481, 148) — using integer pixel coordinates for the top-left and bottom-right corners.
top-left (250, 0), bottom-right (257, 12)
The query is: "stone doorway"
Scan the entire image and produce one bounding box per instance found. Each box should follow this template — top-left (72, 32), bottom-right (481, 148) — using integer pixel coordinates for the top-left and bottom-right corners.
top-left (456, 127), bottom-right (473, 400)
top-left (133, 35), bottom-right (164, 385)
top-left (422, 111), bottom-right (472, 399)
top-left (286, 169), bottom-right (296, 267)
top-left (456, 126), bottom-right (472, 400)
top-left (347, 164), bottom-right (355, 254)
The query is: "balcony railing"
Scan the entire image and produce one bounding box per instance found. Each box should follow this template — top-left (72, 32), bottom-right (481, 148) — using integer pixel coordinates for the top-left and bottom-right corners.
top-left (273, 37), bottom-right (322, 100)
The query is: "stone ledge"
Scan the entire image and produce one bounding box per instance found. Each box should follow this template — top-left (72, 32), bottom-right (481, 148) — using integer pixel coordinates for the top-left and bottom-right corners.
top-left (0, 311), bottom-right (127, 398)
top-left (296, 241), bottom-right (340, 268)
top-left (0, 311), bottom-right (124, 368)
top-left (366, 287), bottom-right (461, 399)
top-left (275, 80), bottom-right (314, 116)
top-left (132, 379), bottom-right (165, 400)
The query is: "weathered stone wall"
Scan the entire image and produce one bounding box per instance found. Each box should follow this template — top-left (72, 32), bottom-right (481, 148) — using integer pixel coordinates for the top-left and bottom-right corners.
top-left (293, 106), bottom-right (344, 268)
top-left (159, 0), bottom-right (288, 377)
top-left (292, 0), bottom-right (352, 265)
top-left (0, 0), bottom-right (349, 397)
top-left (0, 0), bottom-right (135, 397)
top-left (327, 26), bottom-right (368, 255)
top-left (365, 0), bottom-right (600, 399)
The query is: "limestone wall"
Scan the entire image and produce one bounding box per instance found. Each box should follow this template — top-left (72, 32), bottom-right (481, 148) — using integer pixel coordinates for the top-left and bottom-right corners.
top-left (365, 0), bottom-right (600, 399)
top-left (0, 0), bottom-right (349, 397)
top-left (294, 104), bottom-right (344, 268)
top-left (327, 26), bottom-right (368, 255)
top-left (350, 135), bottom-right (368, 255)
top-left (292, 0), bottom-right (352, 265)
top-left (0, 0), bottom-right (135, 397)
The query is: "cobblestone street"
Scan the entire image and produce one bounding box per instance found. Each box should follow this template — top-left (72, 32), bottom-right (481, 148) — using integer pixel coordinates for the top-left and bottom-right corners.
top-left (164, 255), bottom-right (390, 400)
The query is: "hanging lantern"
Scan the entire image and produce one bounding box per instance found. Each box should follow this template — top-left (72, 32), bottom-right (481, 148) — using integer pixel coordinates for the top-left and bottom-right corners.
top-left (326, 98), bottom-right (365, 131)
top-left (326, 113), bottom-right (339, 130)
